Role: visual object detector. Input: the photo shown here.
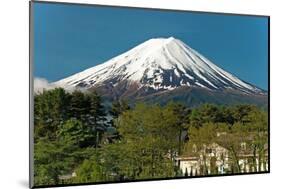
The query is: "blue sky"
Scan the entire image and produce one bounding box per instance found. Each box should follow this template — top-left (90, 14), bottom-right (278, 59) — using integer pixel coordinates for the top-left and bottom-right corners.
top-left (33, 2), bottom-right (269, 90)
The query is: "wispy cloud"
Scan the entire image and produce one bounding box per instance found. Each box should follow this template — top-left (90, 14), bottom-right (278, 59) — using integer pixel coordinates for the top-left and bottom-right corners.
top-left (34, 77), bottom-right (59, 93)
top-left (34, 77), bottom-right (86, 93)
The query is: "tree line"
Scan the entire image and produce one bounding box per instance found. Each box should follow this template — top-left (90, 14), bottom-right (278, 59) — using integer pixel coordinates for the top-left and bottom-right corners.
top-left (33, 88), bottom-right (268, 186)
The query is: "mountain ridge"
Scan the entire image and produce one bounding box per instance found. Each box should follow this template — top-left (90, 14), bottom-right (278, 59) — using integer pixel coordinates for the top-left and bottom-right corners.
top-left (54, 37), bottom-right (265, 95)
top-left (53, 37), bottom-right (267, 107)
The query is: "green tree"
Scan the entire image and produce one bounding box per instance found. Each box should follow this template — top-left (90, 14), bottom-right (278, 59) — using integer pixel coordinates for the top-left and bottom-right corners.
top-left (34, 88), bottom-right (71, 140)
top-left (74, 155), bottom-right (105, 183)
top-left (188, 122), bottom-right (218, 174)
top-left (232, 104), bottom-right (258, 124)
top-left (116, 103), bottom-right (178, 179)
top-left (34, 138), bottom-right (78, 185)
top-left (110, 100), bottom-right (130, 119)
top-left (58, 119), bottom-right (96, 148)
top-left (68, 90), bottom-right (88, 121)
top-left (164, 102), bottom-right (191, 156)
top-left (86, 92), bottom-right (108, 148)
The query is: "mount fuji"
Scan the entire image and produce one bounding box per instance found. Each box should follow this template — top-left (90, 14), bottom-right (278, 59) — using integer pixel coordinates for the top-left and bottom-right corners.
top-left (54, 37), bottom-right (267, 106)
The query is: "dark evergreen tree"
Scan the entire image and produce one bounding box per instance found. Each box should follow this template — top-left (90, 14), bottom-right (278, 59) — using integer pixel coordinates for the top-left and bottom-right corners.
top-left (87, 92), bottom-right (107, 148)
top-left (58, 119), bottom-right (96, 148)
top-left (34, 88), bottom-right (71, 140)
top-left (164, 102), bottom-right (191, 155)
top-left (110, 100), bottom-right (130, 119)
top-left (68, 90), bottom-right (89, 121)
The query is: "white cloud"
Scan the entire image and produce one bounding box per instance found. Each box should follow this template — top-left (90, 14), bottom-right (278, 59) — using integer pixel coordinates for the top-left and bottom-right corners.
top-left (33, 77), bottom-right (58, 93)
top-left (33, 77), bottom-right (86, 93)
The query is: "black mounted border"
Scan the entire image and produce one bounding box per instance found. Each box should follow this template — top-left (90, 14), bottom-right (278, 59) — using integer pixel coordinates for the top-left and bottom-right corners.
top-left (29, 0), bottom-right (270, 188)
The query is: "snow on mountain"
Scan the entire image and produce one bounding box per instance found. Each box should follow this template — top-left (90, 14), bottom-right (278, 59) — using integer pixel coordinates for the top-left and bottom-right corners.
top-left (54, 37), bottom-right (264, 95)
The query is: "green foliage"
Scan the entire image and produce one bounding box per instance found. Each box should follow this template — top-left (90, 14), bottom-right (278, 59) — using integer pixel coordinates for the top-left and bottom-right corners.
top-left (163, 102), bottom-right (191, 155)
top-left (110, 100), bottom-right (130, 119)
top-left (68, 90), bottom-right (89, 120)
top-left (58, 119), bottom-right (96, 148)
top-left (87, 92), bottom-right (107, 128)
top-left (34, 138), bottom-right (78, 185)
top-left (33, 88), bottom-right (268, 185)
top-left (189, 122), bottom-right (218, 146)
top-left (34, 88), bottom-right (108, 185)
top-left (186, 104), bottom-right (268, 174)
top-left (34, 88), bottom-right (71, 140)
top-left (74, 155), bottom-right (105, 183)
top-left (115, 103), bottom-right (179, 179)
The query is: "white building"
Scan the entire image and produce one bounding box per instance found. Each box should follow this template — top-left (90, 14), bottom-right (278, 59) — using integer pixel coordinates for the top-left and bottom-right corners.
top-left (176, 142), bottom-right (268, 176)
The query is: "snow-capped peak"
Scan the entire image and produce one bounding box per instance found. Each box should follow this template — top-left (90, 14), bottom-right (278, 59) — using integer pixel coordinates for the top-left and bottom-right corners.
top-left (54, 37), bottom-right (264, 94)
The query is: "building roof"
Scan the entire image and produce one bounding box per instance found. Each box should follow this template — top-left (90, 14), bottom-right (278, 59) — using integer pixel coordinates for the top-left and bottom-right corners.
top-left (175, 156), bottom-right (199, 161)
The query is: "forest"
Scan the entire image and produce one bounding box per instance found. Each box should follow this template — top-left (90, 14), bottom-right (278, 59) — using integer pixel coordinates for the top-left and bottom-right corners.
top-left (33, 88), bottom-right (268, 186)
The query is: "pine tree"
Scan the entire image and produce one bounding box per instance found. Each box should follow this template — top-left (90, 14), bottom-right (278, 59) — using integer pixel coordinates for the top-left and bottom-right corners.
top-left (164, 102), bottom-right (191, 156)
top-left (58, 119), bottom-right (96, 148)
top-left (34, 88), bottom-right (71, 140)
top-left (69, 90), bottom-right (88, 121)
top-left (87, 92), bottom-right (107, 148)
top-left (110, 100), bottom-right (130, 120)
